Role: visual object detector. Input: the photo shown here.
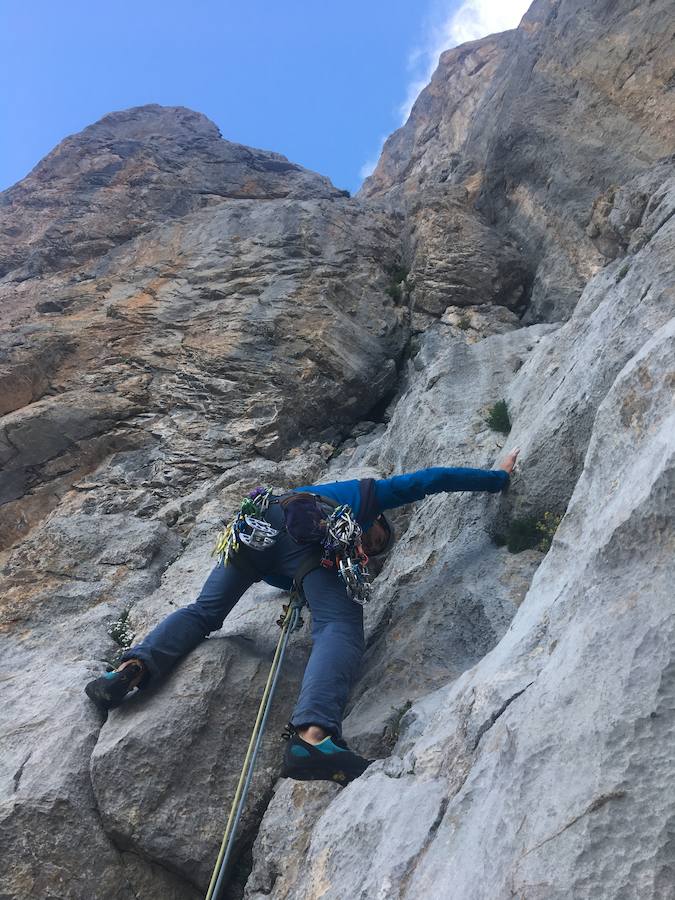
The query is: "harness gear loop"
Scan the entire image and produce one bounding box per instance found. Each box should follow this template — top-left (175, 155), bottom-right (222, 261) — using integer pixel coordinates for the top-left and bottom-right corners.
top-left (213, 488), bottom-right (278, 565)
top-left (205, 585), bottom-right (307, 900)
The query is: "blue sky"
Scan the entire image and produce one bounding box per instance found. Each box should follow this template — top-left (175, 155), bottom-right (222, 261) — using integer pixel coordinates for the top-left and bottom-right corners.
top-left (0, 1), bottom-right (529, 194)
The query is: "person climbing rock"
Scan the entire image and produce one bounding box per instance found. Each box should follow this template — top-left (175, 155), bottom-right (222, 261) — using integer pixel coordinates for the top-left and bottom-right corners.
top-left (86, 449), bottom-right (520, 784)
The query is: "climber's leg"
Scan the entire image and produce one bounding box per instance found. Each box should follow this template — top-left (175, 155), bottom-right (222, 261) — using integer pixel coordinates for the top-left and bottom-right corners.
top-left (289, 566), bottom-right (365, 737)
top-left (281, 566), bottom-right (370, 783)
top-left (120, 561), bottom-right (257, 680)
top-left (85, 562), bottom-right (256, 710)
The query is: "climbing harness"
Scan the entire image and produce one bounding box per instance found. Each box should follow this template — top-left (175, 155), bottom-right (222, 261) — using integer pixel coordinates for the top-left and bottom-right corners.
top-left (279, 492), bottom-right (372, 603)
top-left (204, 586), bottom-right (306, 900)
top-left (213, 487), bottom-right (279, 565)
top-left (218, 488), bottom-right (373, 604)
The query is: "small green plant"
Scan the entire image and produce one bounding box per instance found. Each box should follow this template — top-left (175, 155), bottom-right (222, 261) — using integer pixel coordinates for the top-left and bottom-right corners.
top-left (616, 262), bottom-right (630, 282)
top-left (486, 400), bottom-right (511, 434)
top-left (108, 608), bottom-right (135, 649)
top-left (383, 699), bottom-right (413, 748)
top-left (496, 512), bottom-right (563, 554)
top-left (535, 511), bottom-right (563, 553)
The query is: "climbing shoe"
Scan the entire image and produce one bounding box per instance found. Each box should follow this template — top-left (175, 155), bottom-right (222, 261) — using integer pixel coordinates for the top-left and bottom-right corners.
top-left (281, 731), bottom-right (372, 785)
top-left (85, 660), bottom-right (145, 712)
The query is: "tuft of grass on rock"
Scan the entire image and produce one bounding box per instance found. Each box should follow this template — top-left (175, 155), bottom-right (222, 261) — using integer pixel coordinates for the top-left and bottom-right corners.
top-left (457, 314), bottom-right (471, 330)
top-left (496, 512), bottom-right (563, 554)
top-left (486, 399), bottom-right (511, 434)
top-left (109, 608), bottom-right (135, 649)
top-left (535, 511), bottom-right (563, 553)
top-left (383, 699), bottom-right (413, 748)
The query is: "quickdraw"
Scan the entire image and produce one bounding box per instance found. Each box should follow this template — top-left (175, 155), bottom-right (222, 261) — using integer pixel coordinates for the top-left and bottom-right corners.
top-left (321, 504), bottom-right (372, 605)
top-left (213, 487), bottom-right (278, 565)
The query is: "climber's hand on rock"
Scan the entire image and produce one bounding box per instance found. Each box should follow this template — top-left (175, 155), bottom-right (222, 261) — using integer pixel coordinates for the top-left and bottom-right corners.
top-left (498, 447), bottom-right (520, 475)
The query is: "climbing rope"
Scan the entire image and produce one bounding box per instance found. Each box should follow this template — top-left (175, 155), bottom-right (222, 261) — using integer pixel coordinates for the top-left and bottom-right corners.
top-left (204, 590), bottom-right (305, 900)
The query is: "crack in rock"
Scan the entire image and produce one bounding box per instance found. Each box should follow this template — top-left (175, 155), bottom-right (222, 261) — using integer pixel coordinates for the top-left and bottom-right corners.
top-left (12, 751), bottom-right (32, 792)
top-left (399, 795), bottom-right (450, 897)
top-left (472, 683), bottom-right (534, 751)
top-left (520, 791), bottom-right (627, 859)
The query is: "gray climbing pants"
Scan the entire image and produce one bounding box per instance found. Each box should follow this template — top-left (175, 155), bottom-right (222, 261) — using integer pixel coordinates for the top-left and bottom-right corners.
top-left (122, 501), bottom-right (364, 736)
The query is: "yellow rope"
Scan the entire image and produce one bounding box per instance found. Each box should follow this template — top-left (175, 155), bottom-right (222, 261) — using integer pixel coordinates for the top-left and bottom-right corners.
top-left (204, 607), bottom-right (295, 900)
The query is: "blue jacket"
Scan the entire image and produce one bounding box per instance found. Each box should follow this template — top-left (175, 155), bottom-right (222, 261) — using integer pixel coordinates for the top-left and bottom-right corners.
top-left (258, 467), bottom-right (508, 591)
top-left (294, 466), bottom-right (508, 528)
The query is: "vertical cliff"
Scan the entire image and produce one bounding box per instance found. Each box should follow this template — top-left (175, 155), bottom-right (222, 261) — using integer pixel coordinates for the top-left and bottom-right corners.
top-left (362, 0), bottom-right (674, 323)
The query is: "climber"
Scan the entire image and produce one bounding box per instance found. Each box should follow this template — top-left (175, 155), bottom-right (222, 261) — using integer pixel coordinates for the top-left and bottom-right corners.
top-left (85, 448), bottom-right (520, 784)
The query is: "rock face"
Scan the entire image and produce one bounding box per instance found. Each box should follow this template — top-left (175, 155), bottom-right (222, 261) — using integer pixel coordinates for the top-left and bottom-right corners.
top-left (0, 107), bottom-right (407, 900)
top-left (1, 1), bottom-right (673, 898)
top-left (0, 104), bottom-right (343, 281)
top-left (0, 106), bottom-right (407, 552)
top-left (362, 0), bottom-right (675, 323)
top-left (255, 312), bottom-right (674, 900)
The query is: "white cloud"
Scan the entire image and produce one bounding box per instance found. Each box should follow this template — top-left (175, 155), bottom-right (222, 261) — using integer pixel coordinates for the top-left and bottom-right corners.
top-left (398, 0), bottom-right (531, 123)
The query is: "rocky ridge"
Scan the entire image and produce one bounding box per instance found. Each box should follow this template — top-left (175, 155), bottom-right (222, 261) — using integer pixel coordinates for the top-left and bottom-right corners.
top-left (1, 1), bottom-right (674, 898)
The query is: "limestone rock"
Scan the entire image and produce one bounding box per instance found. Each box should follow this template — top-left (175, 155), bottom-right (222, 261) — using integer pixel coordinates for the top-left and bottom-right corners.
top-left (0, 454), bottom-right (322, 900)
top-left (405, 186), bottom-right (529, 317)
top-left (503, 166), bottom-right (675, 522)
top-left (362, 0), bottom-right (675, 321)
top-left (0, 104), bottom-right (342, 281)
top-left (245, 110), bottom-right (674, 898)
top-left (90, 622), bottom-right (310, 892)
top-left (322, 315), bottom-right (550, 755)
top-left (0, 166), bottom-right (407, 552)
top-left (244, 780), bottom-right (340, 899)
top-left (247, 266), bottom-right (675, 900)
top-left (0, 621), bottom-right (149, 900)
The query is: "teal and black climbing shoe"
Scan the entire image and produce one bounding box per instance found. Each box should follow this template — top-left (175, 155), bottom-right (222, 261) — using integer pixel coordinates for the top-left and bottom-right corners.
top-left (281, 731), bottom-right (372, 785)
top-left (85, 661), bottom-right (145, 712)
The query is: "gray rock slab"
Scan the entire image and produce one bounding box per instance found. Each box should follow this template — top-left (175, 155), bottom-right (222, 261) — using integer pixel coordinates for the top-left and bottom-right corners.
top-left (244, 779), bottom-right (340, 899)
top-left (0, 644), bottom-right (142, 900)
top-left (504, 168), bottom-right (675, 521)
top-left (90, 625), bottom-right (310, 894)
top-left (256, 310), bottom-right (675, 900)
top-left (321, 317), bottom-right (550, 755)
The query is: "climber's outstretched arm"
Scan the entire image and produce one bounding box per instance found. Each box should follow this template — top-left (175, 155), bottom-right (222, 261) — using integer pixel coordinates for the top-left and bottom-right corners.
top-left (373, 448), bottom-right (520, 512)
